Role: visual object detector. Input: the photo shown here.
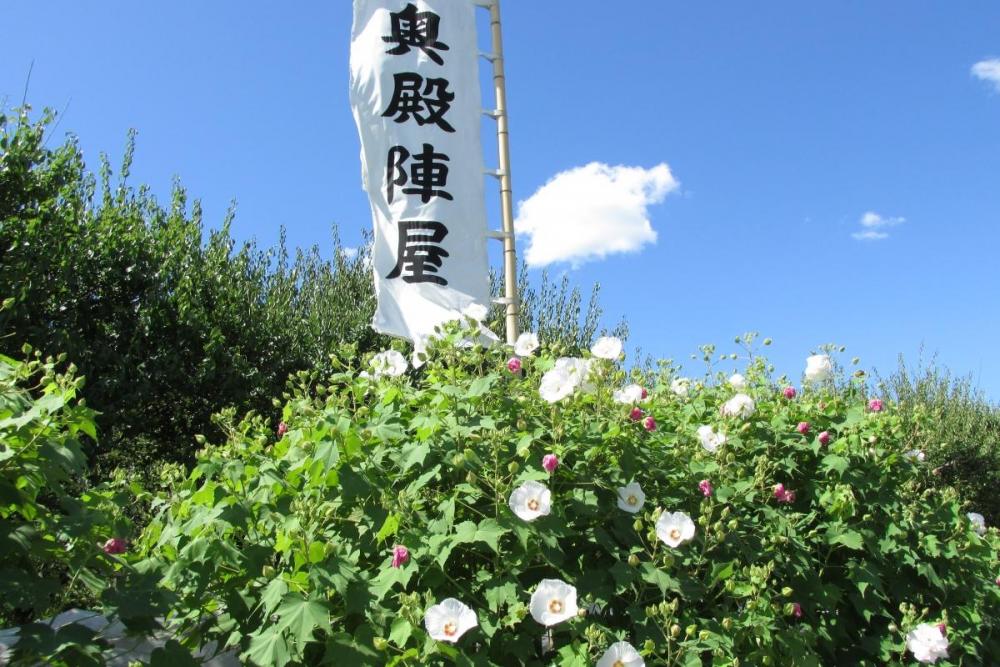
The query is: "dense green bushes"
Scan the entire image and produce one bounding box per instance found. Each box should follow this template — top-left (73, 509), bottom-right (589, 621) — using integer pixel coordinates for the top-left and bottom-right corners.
top-left (0, 108), bottom-right (385, 477)
top-left (135, 328), bottom-right (999, 665)
top-left (879, 356), bottom-right (1000, 527)
top-left (0, 108), bottom-right (619, 482)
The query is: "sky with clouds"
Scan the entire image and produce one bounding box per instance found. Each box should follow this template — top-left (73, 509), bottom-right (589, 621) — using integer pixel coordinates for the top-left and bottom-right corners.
top-left (3, 1), bottom-right (1000, 399)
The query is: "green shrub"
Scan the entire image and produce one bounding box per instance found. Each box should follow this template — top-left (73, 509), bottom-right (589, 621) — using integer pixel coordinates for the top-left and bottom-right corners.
top-left (0, 107), bottom-right (623, 483)
top-left (879, 354), bottom-right (1000, 527)
top-left (137, 329), bottom-right (1000, 665)
top-left (0, 107), bottom-right (385, 479)
top-left (0, 335), bottom-right (175, 664)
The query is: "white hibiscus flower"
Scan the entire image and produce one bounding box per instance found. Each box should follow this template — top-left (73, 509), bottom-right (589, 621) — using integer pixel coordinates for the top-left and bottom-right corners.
top-left (697, 425), bottom-right (726, 453)
top-left (968, 512), bottom-right (987, 535)
top-left (655, 511), bottom-right (696, 548)
top-left (508, 481), bottom-right (552, 522)
top-left (424, 598), bottom-right (478, 643)
top-left (804, 354), bottom-right (833, 383)
top-left (721, 393), bottom-right (756, 418)
top-left (462, 302), bottom-right (489, 321)
top-left (670, 377), bottom-right (690, 397)
top-left (613, 384), bottom-right (645, 404)
top-left (529, 579), bottom-right (578, 626)
top-left (597, 641), bottom-right (645, 667)
top-left (591, 336), bottom-right (623, 360)
top-left (728, 373), bottom-right (747, 390)
top-left (369, 350), bottom-right (407, 378)
top-left (616, 482), bottom-right (646, 513)
top-left (514, 332), bottom-right (540, 357)
top-left (905, 449), bottom-right (926, 462)
top-left (905, 623), bottom-right (949, 664)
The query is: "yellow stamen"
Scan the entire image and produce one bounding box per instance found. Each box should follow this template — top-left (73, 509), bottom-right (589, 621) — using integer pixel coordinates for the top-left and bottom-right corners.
top-left (627, 495), bottom-right (638, 506)
top-left (443, 621), bottom-right (457, 637)
top-left (548, 599), bottom-right (563, 614)
top-left (670, 528), bottom-right (681, 541)
top-left (528, 498), bottom-right (539, 511)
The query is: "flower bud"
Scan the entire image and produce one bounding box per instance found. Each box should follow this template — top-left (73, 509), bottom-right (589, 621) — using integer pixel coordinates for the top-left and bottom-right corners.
top-left (628, 554), bottom-right (640, 567)
top-left (633, 519), bottom-right (643, 532)
top-left (646, 605), bottom-right (659, 618)
top-left (781, 587), bottom-right (793, 597)
top-left (727, 519), bottom-right (738, 530)
top-left (373, 637), bottom-right (388, 651)
top-left (507, 461), bottom-right (519, 474)
top-left (685, 625), bottom-right (697, 637)
top-left (796, 421), bottom-right (810, 435)
top-left (670, 624), bottom-right (681, 638)
top-left (818, 431), bottom-right (831, 446)
top-left (699, 630), bottom-right (710, 641)
top-left (722, 617), bottom-right (733, 631)
top-left (516, 419), bottom-right (527, 430)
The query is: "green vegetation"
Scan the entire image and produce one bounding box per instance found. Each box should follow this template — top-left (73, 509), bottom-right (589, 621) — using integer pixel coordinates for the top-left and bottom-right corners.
top-left (2, 108), bottom-right (999, 665)
top-left (879, 354), bottom-right (1000, 526)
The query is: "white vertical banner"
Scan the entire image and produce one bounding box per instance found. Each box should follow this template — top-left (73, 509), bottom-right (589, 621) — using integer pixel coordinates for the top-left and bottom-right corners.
top-left (350, 0), bottom-right (492, 344)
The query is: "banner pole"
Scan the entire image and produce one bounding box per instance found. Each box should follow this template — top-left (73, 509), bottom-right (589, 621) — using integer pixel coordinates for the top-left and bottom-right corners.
top-left (487, 0), bottom-right (520, 345)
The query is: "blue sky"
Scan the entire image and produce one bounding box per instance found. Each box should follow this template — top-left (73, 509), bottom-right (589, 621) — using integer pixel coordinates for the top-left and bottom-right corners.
top-left (4, 2), bottom-right (999, 399)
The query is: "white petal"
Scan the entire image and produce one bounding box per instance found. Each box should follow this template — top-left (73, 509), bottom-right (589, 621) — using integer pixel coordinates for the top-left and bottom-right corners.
top-left (616, 482), bottom-right (645, 513)
top-left (514, 332), bottom-right (540, 356)
top-left (597, 642), bottom-right (645, 667)
top-left (529, 579), bottom-right (578, 626)
top-left (509, 481), bottom-right (551, 522)
top-left (591, 336), bottom-right (623, 360)
top-left (424, 598), bottom-right (478, 643)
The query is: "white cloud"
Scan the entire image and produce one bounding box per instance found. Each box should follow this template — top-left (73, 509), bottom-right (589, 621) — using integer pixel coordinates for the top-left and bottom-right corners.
top-left (339, 246), bottom-right (359, 260)
top-left (852, 211), bottom-right (905, 241)
top-left (972, 58), bottom-right (1000, 92)
top-left (514, 162), bottom-right (678, 268)
top-left (852, 230), bottom-right (889, 241)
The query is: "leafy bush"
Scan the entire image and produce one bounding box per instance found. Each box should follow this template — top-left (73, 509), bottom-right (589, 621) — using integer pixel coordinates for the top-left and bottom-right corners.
top-left (137, 329), bottom-right (1000, 665)
top-left (879, 354), bottom-right (1000, 526)
top-left (0, 335), bottom-right (175, 664)
top-left (0, 107), bottom-right (625, 482)
top-left (0, 107), bottom-right (385, 478)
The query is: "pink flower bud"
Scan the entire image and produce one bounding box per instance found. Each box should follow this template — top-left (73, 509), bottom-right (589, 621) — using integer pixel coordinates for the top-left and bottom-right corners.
top-left (698, 479), bottom-right (713, 497)
top-left (640, 387), bottom-right (649, 400)
top-left (773, 483), bottom-right (786, 499)
top-left (868, 398), bottom-right (884, 412)
top-left (792, 602), bottom-right (803, 618)
top-left (785, 489), bottom-right (796, 503)
top-left (102, 538), bottom-right (127, 555)
top-left (507, 357), bottom-right (522, 374)
top-left (629, 407), bottom-right (643, 421)
top-left (542, 454), bottom-right (559, 473)
top-left (277, 422), bottom-right (288, 438)
top-left (937, 623), bottom-right (947, 637)
top-left (995, 576), bottom-right (1000, 586)
top-left (643, 416), bottom-right (657, 432)
top-left (796, 422), bottom-right (810, 435)
top-left (391, 545), bottom-right (409, 568)
top-left (782, 386), bottom-right (797, 399)
top-left (818, 431), bottom-right (831, 446)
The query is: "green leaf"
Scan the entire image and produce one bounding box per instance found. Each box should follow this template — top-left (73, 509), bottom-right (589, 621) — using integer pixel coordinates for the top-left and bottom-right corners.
top-left (828, 529), bottom-right (864, 550)
top-left (821, 454), bottom-right (850, 476)
top-left (276, 593), bottom-right (330, 645)
top-left (245, 627), bottom-right (290, 667)
top-left (377, 513), bottom-right (400, 543)
top-left (398, 441), bottom-right (430, 473)
top-left (261, 577), bottom-right (288, 614)
top-left (313, 439), bottom-right (340, 474)
top-left (388, 617), bottom-right (413, 648)
top-left (475, 518), bottom-right (507, 553)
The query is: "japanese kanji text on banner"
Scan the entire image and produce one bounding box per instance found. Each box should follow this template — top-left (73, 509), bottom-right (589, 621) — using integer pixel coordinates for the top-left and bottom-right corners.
top-left (350, 0), bottom-right (491, 344)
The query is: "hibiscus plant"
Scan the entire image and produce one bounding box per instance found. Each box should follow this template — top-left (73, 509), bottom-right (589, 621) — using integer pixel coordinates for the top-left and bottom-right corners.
top-left (134, 327), bottom-right (1000, 666)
